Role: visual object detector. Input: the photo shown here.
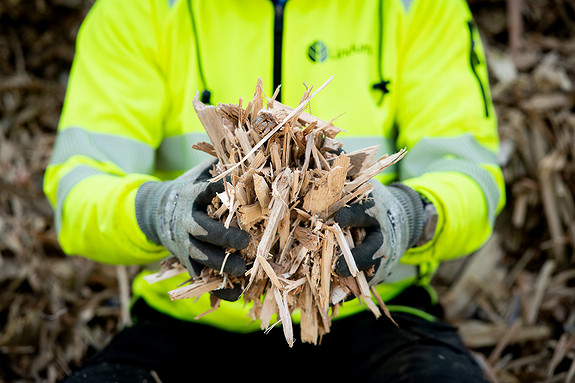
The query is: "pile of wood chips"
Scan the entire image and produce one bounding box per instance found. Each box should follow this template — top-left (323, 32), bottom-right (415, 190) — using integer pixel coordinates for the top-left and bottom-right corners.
top-left (151, 78), bottom-right (405, 346)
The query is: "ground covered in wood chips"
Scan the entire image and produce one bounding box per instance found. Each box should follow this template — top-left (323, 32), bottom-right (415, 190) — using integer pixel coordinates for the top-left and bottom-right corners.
top-left (1, 1), bottom-right (574, 381)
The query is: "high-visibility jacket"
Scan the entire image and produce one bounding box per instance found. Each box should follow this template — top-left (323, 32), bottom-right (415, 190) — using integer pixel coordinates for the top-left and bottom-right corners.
top-left (44, 0), bottom-right (505, 331)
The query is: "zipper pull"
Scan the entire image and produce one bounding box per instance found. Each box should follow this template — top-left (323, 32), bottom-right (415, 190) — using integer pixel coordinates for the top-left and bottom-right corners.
top-left (201, 90), bottom-right (212, 104)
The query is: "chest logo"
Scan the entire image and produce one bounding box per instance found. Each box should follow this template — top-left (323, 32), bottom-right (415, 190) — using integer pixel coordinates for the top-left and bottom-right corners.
top-left (308, 41), bottom-right (329, 63)
top-left (307, 40), bottom-right (373, 63)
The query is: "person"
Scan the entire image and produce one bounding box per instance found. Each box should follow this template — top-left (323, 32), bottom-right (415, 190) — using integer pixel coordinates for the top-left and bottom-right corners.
top-left (44, 0), bottom-right (505, 381)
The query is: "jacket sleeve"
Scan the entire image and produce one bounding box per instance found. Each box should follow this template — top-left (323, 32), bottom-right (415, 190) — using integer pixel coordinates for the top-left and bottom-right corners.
top-left (395, 0), bottom-right (505, 265)
top-left (43, 0), bottom-right (169, 264)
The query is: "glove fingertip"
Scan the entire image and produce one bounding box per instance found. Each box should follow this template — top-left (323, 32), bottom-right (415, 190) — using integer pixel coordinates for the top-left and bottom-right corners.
top-left (222, 254), bottom-right (246, 277)
top-left (333, 207), bottom-right (349, 226)
top-left (224, 228), bottom-right (251, 250)
top-left (333, 202), bottom-right (376, 228)
top-left (211, 285), bottom-right (242, 301)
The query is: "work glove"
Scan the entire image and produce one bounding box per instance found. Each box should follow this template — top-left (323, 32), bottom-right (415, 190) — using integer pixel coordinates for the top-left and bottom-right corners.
top-left (135, 160), bottom-right (250, 301)
top-left (333, 181), bottom-right (425, 286)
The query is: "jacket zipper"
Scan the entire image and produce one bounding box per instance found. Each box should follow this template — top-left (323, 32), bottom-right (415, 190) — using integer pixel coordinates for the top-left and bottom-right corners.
top-left (273, 0), bottom-right (286, 102)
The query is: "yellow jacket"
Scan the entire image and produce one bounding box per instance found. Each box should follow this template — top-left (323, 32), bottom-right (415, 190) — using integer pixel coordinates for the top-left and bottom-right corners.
top-left (44, 0), bottom-right (505, 331)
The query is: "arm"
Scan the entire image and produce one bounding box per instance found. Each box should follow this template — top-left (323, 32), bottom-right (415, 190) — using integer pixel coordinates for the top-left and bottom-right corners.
top-left (396, 0), bottom-right (505, 264)
top-left (334, 0), bottom-right (505, 284)
top-left (44, 0), bottom-right (169, 264)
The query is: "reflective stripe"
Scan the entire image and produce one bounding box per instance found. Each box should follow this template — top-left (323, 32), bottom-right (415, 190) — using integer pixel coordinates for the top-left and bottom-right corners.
top-left (51, 128), bottom-right (214, 173)
top-left (156, 132), bottom-right (211, 171)
top-left (50, 130), bottom-right (398, 229)
top-left (50, 127), bottom-right (155, 174)
top-left (50, 129), bottom-right (211, 233)
top-left (55, 165), bottom-right (106, 232)
top-left (339, 135), bottom-right (397, 174)
top-left (400, 134), bottom-right (500, 223)
top-left (400, 0), bottom-right (415, 12)
top-left (401, 134), bottom-right (498, 173)
top-left (428, 158), bottom-right (500, 223)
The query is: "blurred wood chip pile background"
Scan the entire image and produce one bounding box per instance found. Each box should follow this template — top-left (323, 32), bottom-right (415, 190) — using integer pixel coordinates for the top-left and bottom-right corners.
top-left (0, 0), bottom-right (574, 381)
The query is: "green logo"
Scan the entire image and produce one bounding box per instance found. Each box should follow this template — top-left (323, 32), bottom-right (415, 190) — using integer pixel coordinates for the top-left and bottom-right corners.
top-left (307, 40), bottom-right (373, 63)
top-left (308, 40), bottom-right (329, 63)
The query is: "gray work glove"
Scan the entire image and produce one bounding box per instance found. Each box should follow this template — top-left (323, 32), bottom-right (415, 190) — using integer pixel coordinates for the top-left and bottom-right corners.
top-left (135, 160), bottom-right (250, 301)
top-left (334, 181), bottom-right (425, 286)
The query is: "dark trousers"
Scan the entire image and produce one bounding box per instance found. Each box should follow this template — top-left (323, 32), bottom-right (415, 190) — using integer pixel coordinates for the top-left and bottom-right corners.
top-left (63, 287), bottom-right (487, 383)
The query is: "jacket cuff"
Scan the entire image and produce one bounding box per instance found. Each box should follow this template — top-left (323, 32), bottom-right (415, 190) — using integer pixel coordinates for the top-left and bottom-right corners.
top-left (135, 181), bottom-right (171, 245)
top-left (388, 183), bottom-right (425, 248)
